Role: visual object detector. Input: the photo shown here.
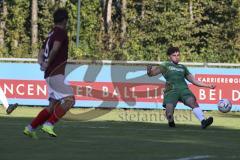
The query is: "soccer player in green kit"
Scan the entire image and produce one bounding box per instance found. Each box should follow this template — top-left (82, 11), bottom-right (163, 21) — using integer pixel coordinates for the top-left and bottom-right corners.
top-left (147, 47), bottom-right (216, 129)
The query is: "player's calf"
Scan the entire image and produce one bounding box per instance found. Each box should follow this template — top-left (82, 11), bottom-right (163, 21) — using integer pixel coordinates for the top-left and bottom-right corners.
top-left (165, 106), bottom-right (175, 127)
top-left (45, 96), bottom-right (75, 125)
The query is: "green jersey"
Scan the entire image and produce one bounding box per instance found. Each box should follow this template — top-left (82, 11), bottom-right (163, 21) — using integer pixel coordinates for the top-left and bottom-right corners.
top-left (159, 62), bottom-right (191, 90)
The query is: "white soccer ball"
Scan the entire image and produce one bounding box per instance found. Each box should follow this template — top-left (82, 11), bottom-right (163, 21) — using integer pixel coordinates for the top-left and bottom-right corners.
top-left (217, 98), bottom-right (232, 113)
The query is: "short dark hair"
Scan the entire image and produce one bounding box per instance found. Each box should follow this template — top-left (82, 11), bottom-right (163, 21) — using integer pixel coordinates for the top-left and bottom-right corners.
top-left (167, 47), bottom-right (180, 56)
top-left (53, 8), bottom-right (68, 24)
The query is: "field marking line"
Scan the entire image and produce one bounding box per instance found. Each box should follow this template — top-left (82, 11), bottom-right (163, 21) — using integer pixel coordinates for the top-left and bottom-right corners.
top-left (175, 155), bottom-right (213, 160)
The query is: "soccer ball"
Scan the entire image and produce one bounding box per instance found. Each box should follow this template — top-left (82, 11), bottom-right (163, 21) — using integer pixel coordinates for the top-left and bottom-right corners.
top-left (217, 99), bottom-right (232, 113)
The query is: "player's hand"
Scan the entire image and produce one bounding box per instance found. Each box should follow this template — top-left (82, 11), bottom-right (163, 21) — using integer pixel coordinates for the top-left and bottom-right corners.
top-left (147, 65), bottom-right (152, 76)
top-left (208, 84), bottom-right (216, 89)
top-left (40, 62), bottom-right (48, 71)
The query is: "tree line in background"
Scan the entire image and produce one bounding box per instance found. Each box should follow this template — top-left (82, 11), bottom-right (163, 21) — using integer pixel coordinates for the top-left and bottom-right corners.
top-left (0, 0), bottom-right (239, 63)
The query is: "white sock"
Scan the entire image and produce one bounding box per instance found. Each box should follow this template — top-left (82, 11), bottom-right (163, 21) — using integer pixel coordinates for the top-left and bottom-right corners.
top-left (27, 125), bottom-right (34, 131)
top-left (0, 87), bottom-right (9, 109)
top-left (193, 107), bottom-right (205, 122)
top-left (44, 122), bottom-right (53, 126)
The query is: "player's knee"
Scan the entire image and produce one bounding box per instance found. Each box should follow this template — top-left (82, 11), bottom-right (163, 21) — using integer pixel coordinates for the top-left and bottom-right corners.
top-left (165, 104), bottom-right (175, 111)
top-left (166, 110), bottom-right (173, 116)
top-left (60, 96), bottom-right (75, 111)
top-left (48, 98), bottom-right (60, 113)
top-left (49, 97), bottom-right (60, 105)
top-left (185, 97), bottom-right (198, 108)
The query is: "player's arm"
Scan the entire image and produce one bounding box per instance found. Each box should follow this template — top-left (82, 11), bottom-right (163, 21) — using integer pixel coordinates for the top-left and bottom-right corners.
top-left (38, 49), bottom-right (49, 71)
top-left (186, 74), bottom-right (216, 89)
top-left (147, 65), bottom-right (162, 77)
top-left (46, 41), bottom-right (62, 67)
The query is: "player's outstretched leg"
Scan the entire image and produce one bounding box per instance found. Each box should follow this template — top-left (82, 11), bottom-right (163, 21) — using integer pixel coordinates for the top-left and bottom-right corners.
top-left (41, 96), bottom-right (75, 137)
top-left (185, 97), bottom-right (213, 129)
top-left (6, 103), bottom-right (18, 114)
top-left (0, 86), bottom-right (18, 114)
top-left (193, 107), bottom-right (213, 129)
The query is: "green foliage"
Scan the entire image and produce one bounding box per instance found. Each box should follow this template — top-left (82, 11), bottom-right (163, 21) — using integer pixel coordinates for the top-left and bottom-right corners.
top-left (38, 0), bottom-right (55, 46)
top-left (0, 0), bottom-right (239, 62)
top-left (3, 0), bottom-right (30, 57)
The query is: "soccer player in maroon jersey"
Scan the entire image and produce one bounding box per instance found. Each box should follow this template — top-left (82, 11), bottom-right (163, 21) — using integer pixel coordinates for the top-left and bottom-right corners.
top-left (24, 8), bottom-right (75, 138)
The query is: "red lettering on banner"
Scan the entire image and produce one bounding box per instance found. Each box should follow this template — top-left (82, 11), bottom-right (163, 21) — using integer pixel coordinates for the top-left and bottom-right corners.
top-left (71, 82), bottom-right (164, 102)
top-left (0, 74), bottom-right (239, 106)
top-left (0, 79), bottom-right (165, 102)
top-left (191, 74), bottom-right (240, 104)
top-left (0, 79), bottom-right (47, 99)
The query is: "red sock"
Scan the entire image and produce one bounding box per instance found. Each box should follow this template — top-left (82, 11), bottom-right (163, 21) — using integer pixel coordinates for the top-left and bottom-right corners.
top-left (47, 105), bottom-right (66, 125)
top-left (31, 108), bottom-right (51, 129)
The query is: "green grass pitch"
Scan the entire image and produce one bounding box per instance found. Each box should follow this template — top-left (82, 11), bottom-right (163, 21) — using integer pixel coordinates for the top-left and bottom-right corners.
top-left (1, 107), bottom-right (240, 160)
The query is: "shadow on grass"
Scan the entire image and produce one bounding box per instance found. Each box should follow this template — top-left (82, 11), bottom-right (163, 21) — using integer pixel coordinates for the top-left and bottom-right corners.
top-left (1, 116), bottom-right (240, 160)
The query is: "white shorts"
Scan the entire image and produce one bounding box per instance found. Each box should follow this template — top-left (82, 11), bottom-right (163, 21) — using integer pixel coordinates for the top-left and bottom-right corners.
top-left (45, 74), bottom-right (74, 100)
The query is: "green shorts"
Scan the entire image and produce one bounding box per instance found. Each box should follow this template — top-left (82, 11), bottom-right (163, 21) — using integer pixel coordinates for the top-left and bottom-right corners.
top-left (163, 88), bottom-right (196, 108)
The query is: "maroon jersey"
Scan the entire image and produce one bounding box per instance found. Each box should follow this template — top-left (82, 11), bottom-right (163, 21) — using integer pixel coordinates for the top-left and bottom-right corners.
top-left (42, 26), bottom-right (68, 78)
